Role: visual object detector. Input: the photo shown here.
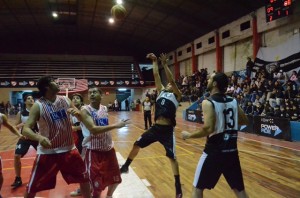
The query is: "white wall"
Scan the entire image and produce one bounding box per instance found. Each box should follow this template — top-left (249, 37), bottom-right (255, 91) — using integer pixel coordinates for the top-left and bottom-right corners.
top-left (177, 43), bottom-right (192, 62)
top-left (197, 51), bottom-right (216, 74)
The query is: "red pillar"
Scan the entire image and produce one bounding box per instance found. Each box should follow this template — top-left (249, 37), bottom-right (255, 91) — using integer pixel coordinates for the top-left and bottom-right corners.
top-left (252, 14), bottom-right (260, 59)
top-left (174, 51), bottom-right (180, 80)
top-left (191, 43), bottom-right (197, 73)
top-left (215, 31), bottom-right (223, 72)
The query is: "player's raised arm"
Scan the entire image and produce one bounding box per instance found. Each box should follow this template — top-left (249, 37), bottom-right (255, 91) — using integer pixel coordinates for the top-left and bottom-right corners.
top-left (159, 53), bottom-right (182, 101)
top-left (147, 53), bottom-right (164, 92)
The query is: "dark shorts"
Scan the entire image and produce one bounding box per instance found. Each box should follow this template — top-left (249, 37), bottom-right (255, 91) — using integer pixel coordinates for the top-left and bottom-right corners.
top-left (134, 124), bottom-right (176, 159)
top-left (15, 138), bottom-right (38, 157)
top-left (193, 152), bottom-right (245, 191)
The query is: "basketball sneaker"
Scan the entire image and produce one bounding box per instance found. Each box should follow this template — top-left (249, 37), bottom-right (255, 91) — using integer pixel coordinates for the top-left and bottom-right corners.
top-left (11, 176), bottom-right (22, 188)
top-left (120, 165), bottom-right (129, 173)
top-left (70, 188), bottom-right (81, 197)
top-left (176, 193), bottom-right (183, 198)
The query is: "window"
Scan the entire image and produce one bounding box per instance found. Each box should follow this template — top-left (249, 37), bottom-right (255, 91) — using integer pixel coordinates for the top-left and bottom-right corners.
top-left (169, 55), bottom-right (173, 60)
top-left (196, 42), bottom-right (202, 49)
top-left (186, 47), bottom-right (191, 53)
top-left (208, 36), bottom-right (215, 44)
top-left (222, 30), bottom-right (230, 39)
top-left (240, 21), bottom-right (250, 31)
top-left (178, 51), bottom-right (182, 56)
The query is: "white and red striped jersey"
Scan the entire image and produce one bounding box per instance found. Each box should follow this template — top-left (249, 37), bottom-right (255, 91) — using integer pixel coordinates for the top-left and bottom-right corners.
top-left (36, 96), bottom-right (75, 154)
top-left (81, 104), bottom-right (113, 151)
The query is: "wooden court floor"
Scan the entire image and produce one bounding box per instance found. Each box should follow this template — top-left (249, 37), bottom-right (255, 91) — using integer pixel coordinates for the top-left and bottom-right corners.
top-left (0, 103), bottom-right (300, 198)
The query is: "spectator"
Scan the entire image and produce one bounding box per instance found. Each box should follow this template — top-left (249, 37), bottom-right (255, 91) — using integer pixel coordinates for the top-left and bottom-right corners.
top-left (246, 57), bottom-right (254, 80)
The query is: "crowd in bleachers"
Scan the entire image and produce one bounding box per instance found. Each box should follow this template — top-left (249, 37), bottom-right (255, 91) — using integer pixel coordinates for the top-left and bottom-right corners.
top-left (176, 67), bottom-right (300, 122)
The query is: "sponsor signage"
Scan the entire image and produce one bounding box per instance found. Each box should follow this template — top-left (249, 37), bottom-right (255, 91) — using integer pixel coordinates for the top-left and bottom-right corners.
top-left (253, 116), bottom-right (291, 141)
top-left (0, 78), bottom-right (145, 88)
top-left (186, 110), bottom-right (202, 123)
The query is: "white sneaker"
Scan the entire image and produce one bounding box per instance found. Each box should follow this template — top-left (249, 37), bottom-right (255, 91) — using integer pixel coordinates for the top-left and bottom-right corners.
top-left (70, 188), bottom-right (81, 197)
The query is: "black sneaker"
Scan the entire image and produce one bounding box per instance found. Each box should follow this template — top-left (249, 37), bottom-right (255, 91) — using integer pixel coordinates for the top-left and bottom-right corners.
top-left (176, 193), bottom-right (183, 198)
top-left (120, 165), bottom-right (129, 174)
top-left (11, 177), bottom-right (22, 188)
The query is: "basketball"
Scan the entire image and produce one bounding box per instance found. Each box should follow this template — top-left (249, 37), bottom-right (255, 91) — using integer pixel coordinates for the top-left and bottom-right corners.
top-left (111, 4), bottom-right (127, 20)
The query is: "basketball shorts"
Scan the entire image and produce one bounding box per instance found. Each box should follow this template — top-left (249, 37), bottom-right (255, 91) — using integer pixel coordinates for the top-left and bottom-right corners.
top-left (193, 152), bottom-right (245, 191)
top-left (134, 124), bottom-right (176, 159)
top-left (26, 149), bottom-right (88, 193)
top-left (15, 138), bottom-right (38, 157)
top-left (85, 148), bottom-right (121, 196)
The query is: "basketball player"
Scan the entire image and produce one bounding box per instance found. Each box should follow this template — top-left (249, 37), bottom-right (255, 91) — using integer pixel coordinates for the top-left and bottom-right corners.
top-left (181, 72), bottom-right (249, 198)
top-left (74, 86), bottom-right (130, 198)
top-left (120, 53), bottom-right (183, 198)
top-left (11, 94), bottom-right (38, 189)
top-left (70, 93), bottom-right (84, 154)
top-left (142, 96), bottom-right (154, 130)
top-left (0, 112), bottom-right (23, 197)
top-left (22, 76), bottom-right (90, 198)
top-left (69, 93), bottom-right (85, 197)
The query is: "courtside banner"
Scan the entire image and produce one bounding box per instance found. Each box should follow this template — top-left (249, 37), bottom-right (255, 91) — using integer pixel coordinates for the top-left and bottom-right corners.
top-left (186, 110), bottom-right (203, 123)
top-left (253, 116), bottom-right (291, 141)
top-left (239, 115), bottom-right (254, 133)
top-left (254, 34), bottom-right (300, 75)
top-left (0, 78), bottom-right (145, 88)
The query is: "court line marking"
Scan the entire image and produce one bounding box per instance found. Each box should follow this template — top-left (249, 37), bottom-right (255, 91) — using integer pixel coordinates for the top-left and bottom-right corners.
top-left (135, 153), bottom-right (190, 160)
top-left (238, 135), bottom-right (300, 152)
top-left (238, 149), bottom-right (300, 162)
top-left (178, 141), bottom-right (300, 162)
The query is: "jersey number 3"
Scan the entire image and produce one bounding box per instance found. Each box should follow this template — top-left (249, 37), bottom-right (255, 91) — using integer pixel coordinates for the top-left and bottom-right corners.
top-left (223, 108), bottom-right (235, 130)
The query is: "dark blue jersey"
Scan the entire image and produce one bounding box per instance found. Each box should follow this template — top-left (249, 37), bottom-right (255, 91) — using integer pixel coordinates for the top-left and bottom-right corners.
top-left (154, 90), bottom-right (179, 126)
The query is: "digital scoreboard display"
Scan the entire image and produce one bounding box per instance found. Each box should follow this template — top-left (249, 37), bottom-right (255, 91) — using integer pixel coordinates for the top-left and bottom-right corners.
top-left (265, 0), bottom-right (292, 22)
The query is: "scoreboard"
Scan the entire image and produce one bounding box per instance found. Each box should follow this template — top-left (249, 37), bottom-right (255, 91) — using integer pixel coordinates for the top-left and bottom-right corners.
top-left (265, 0), bottom-right (293, 22)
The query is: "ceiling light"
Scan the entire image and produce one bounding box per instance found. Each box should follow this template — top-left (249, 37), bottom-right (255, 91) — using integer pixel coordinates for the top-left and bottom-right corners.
top-left (108, 18), bottom-right (115, 24)
top-left (116, 0), bottom-right (123, 5)
top-left (52, 11), bottom-right (58, 18)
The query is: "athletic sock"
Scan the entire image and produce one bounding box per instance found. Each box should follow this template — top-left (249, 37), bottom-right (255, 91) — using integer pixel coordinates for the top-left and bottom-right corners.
top-left (174, 175), bottom-right (182, 194)
top-left (124, 158), bottom-right (133, 167)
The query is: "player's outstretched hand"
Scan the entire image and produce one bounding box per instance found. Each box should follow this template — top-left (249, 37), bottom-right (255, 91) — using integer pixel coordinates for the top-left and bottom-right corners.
top-left (67, 108), bottom-right (81, 119)
top-left (116, 119), bottom-right (131, 128)
top-left (38, 136), bottom-right (52, 148)
top-left (159, 53), bottom-right (168, 65)
top-left (181, 131), bottom-right (191, 140)
top-left (146, 53), bottom-right (157, 61)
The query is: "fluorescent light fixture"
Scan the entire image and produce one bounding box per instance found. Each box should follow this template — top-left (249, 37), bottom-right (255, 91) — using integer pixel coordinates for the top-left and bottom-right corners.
top-left (118, 88), bottom-right (127, 91)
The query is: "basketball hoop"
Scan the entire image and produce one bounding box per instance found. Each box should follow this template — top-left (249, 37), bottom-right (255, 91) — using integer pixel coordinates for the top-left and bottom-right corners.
top-left (56, 78), bottom-right (88, 96)
top-left (57, 78), bottom-right (76, 97)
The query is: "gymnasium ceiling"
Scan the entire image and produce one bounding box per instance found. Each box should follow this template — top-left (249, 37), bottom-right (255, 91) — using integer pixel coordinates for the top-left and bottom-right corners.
top-left (0, 0), bottom-right (266, 60)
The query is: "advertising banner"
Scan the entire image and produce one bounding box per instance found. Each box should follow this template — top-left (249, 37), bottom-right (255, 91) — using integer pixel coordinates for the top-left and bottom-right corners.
top-left (186, 110), bottom-right (203, 123)
top-left (253, 116), bottom-right (291, 141)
